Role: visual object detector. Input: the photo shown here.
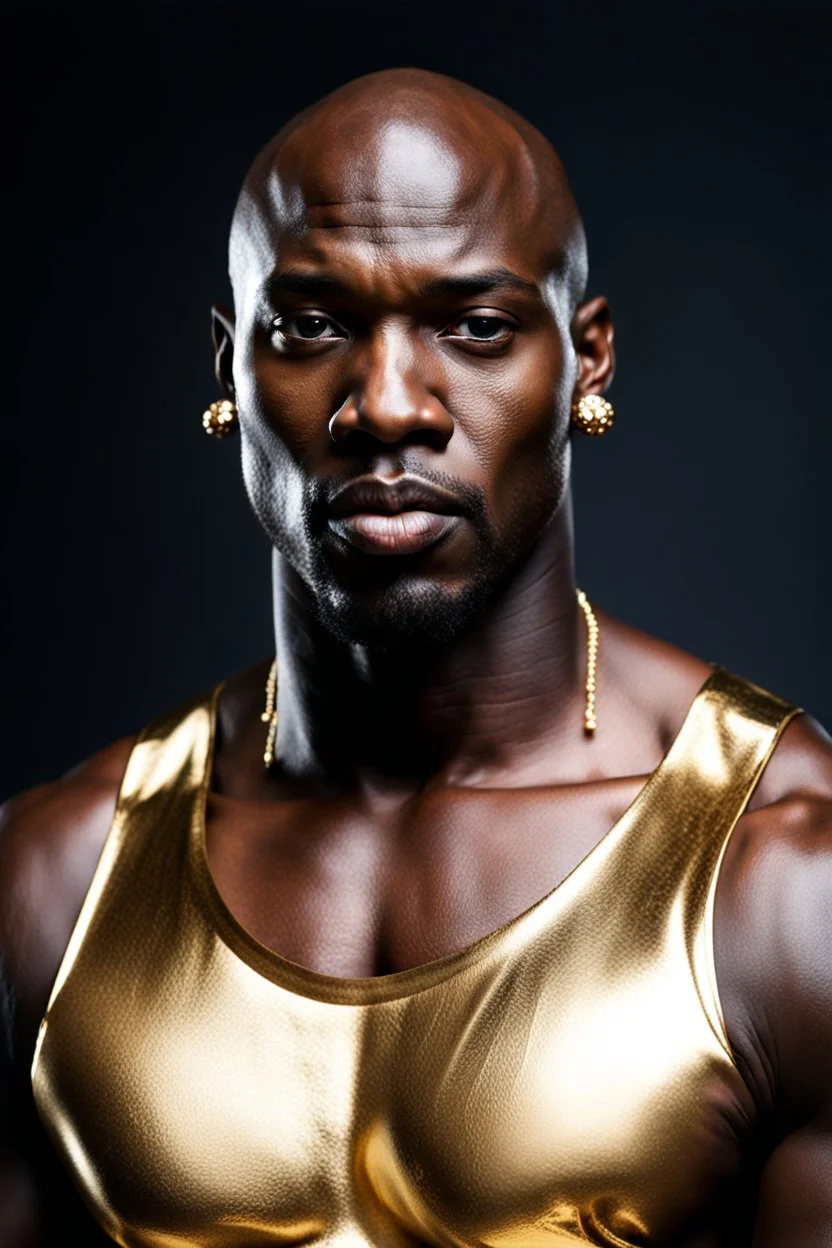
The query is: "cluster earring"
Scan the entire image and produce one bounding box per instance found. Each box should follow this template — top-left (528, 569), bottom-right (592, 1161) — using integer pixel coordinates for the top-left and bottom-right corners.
top-left (202, 398), bottom-right (239, 438)
top-left (571, 394), bottom-right (615, 437)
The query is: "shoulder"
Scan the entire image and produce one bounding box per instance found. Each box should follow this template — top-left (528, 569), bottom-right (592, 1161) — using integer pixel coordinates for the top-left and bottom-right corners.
top-left (714, 707), bottom-right (832, 1114)
top-left (612, 615), bottom-right (832, 1118)
top-left (0, 739), bottom-right (135, 1045)
top-left (750, 701), bottom-right (832, 808)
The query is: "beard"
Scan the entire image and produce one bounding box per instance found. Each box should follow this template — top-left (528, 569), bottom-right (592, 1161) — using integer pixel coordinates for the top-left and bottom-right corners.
top-left (306, 559), bottom-right (505, 650)
top-left (295, 468), bottom-right (530, 653)
top-left (245, 436), bottom-right (563, 655)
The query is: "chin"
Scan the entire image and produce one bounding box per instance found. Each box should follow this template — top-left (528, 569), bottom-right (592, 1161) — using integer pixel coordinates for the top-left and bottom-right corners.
top-left (309, 574), bottom-right (499, 652)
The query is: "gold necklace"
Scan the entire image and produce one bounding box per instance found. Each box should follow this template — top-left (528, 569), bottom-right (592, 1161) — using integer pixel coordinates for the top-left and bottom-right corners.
top-left (262, 660), bottom-right (279, 769)
top-left (576, 588), bottom-right (599, 734)
top-left (261, 589), bottom-right (599, 767)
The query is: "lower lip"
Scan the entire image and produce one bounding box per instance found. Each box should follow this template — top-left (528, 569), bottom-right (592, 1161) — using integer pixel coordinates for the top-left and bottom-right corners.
top-left (328, 511), bottom-right (459, 556)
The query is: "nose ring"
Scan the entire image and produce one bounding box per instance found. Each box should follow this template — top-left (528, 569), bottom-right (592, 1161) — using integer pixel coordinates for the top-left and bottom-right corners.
top-left (329, 398), bottom-right (354, 442)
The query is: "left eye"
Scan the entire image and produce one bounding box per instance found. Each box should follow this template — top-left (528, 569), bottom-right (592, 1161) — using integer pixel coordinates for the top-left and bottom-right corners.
top-left (274, 315), bottom-right (343, 341)
top-left (447, 316), bottom-right (513, 342)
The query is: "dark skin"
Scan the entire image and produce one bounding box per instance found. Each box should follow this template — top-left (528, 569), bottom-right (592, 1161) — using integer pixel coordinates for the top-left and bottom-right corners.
top-left (2, 69), bottom-right (832, 1246)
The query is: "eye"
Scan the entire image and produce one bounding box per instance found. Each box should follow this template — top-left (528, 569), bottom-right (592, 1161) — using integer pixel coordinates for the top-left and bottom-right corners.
top-left (443, 314), bottom-right (515, 344)
top-left (272, 314), bottom-right (346, 343)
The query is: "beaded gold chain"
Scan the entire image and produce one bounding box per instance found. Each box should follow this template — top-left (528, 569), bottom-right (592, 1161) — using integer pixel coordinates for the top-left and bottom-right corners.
top-left (576, 588), bottom-right (599, 734)
top-left (261, 589), bottom-right (599, 767)
top-left (261, 660), bottom-right (279, 768)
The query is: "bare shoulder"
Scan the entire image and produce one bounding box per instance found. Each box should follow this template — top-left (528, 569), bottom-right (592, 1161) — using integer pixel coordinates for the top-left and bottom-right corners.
top-left (714, 708), bottom-right (832, 1113)
top-left (600, 610), bottom-right (715, 749)
top-left (0, 738), bottom-right (135, 1044)
top-left (752, 701), bottom-right (832, 806)
top-left (726, 710), bottom-right (832, 911)
top-left (603, 606), bottom-right (831, 790)
top-left (604, 607), bottom-right (832, 1109)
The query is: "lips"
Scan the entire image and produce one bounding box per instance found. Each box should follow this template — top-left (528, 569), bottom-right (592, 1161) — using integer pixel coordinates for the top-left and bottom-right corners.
top-left (327, 476), bottom-right (463, 556)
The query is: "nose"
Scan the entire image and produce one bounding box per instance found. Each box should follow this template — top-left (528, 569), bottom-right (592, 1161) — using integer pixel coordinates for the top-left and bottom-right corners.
top-left (328, 326), bottom-right (454, 450)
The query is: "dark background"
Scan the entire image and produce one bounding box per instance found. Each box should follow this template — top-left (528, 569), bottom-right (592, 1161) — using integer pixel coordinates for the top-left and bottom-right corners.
top-left (3, 0), bottom-right (830, 800)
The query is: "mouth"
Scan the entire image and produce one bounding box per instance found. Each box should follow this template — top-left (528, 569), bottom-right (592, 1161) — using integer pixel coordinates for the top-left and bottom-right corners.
top-left (326, 475), bottom-right (464, 557)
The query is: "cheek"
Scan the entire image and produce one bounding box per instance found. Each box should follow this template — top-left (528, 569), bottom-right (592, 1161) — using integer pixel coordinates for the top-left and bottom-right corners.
top-left (242, 343), bottom-right (334, 459)
top-left (235, 398), bottom-right (309, 559)
top-left (238, 424), bottom-right (306, 556)
top-left (449, 334), bottom-right (572, 533)
top-left (234, 332), bottom-right (334, 553)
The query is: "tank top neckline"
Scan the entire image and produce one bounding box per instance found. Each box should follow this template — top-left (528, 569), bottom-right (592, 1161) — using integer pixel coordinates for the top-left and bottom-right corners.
top-left (186, 664), bottom-right (735, 1007)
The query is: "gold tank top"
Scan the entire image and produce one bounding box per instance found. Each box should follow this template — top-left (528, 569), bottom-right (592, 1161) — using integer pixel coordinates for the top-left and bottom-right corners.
top-left (32, 667), bottom-right (798, 1247)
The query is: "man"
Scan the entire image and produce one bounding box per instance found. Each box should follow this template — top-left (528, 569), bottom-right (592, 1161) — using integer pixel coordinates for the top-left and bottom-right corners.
top-left (1, 69), bottom-right (830, 1247)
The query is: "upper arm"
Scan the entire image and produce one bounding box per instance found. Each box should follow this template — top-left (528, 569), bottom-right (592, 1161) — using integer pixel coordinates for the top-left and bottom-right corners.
top-left (717, 749), bottom-right (832, 1246)
top-left (751, 822), bottom-right (832, 1246)
top-left (0, 742), bottom-right (133, 1244)
top-left (0, 742), bottom-right (132, 1027)
top-left (753, 1127), bottom-right (832, 1247)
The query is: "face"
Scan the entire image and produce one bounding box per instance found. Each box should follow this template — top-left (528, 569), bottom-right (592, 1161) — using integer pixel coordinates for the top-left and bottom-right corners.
top-left (219, 101), bottom-right (613, 648)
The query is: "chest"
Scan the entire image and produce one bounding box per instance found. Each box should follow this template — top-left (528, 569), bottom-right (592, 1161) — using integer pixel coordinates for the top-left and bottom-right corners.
top-left (34, 821), bottom-right (748, 1248)
top-left (203, 778), bottom-right (641, 976)
top-left (33, 678), bottom-right (781, 1248)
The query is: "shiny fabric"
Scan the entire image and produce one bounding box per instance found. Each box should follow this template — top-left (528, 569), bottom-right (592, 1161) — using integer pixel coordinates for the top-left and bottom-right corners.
top-left (32, 668), bottom-right (798, 1247)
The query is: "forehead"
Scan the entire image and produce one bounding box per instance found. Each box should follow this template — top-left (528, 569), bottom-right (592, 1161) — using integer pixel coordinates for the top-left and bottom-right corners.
top-left (233, 109), bottom-right (559, 305)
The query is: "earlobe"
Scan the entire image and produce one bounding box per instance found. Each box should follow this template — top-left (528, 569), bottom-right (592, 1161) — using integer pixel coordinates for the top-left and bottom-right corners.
top-left (210, 304), bottom-right (236, 397)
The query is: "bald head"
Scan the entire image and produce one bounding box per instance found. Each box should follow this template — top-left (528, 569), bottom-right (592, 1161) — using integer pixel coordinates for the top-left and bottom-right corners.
top-left (229, 68), bottom-right (587, 318)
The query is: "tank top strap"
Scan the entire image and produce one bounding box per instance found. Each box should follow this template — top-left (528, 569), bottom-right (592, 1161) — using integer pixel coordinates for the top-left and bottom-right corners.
top-left (116, 690), bottom-right (217, 827)
top-left (606, 665), bottom-right (800, 1050)
top-left (41, 691), bottom-right (218, 1019)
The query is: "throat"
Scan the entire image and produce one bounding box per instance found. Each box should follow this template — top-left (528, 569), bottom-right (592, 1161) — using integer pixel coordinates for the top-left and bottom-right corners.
top-left (271, 535), bottom-right (591, 791)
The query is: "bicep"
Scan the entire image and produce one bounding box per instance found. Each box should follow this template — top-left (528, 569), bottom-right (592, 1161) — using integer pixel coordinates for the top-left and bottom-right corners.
top-left (0, 764), bottom-right (129, 1247)
top-left (716, 795), bottom-right (832, 1245)
top-left (753, 1126), bottom-right (832, 1247)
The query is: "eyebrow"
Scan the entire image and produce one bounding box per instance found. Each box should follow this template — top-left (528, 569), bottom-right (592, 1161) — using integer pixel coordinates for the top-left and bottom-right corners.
top-left (263, 266), bottom-right (542, 303)
top-left (265, 270), bottom-right (347, 298)
top-left (418, 268), bottom-right (542, 301)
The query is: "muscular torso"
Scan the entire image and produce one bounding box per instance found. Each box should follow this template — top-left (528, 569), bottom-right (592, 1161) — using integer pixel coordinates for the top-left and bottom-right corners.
top-left (2, 620), bottom-right (832, 1246)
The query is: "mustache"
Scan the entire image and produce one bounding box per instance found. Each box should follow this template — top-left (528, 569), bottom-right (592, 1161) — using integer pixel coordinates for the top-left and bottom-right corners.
top-left (308, 464), bottom-right (491, 533)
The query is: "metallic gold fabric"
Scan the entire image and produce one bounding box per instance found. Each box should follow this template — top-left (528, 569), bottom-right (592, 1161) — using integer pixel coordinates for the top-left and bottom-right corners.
top-left (32, 669), bottom-right (798, 1247)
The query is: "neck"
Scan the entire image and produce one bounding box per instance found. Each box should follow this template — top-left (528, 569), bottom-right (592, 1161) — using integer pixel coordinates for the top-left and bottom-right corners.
top-left (272, 499), bottom-right (585, 792)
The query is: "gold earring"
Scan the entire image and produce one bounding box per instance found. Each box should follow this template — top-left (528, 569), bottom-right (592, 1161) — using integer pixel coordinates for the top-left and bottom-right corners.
top-left (571, 394), bottom-right (614, 437)
top-left (202, 398), bottom-right (238, 438)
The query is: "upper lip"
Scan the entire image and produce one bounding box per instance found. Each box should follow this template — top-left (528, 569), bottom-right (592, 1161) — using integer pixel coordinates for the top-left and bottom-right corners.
top-left (328, 475), bottom-right (463, 518)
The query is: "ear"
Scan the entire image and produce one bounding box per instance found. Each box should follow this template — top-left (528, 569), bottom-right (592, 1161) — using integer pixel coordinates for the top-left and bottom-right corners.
top-left (570, 295), bottom-right (615, 399)
top-left (211, 303), bottom-right (236, 398)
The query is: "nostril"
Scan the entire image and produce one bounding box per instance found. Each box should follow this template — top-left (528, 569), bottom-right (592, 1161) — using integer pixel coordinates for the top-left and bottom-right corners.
top-left (404, 425), bottom-right (453, 451)
top-left (328, 392), bottom-right (454, 451)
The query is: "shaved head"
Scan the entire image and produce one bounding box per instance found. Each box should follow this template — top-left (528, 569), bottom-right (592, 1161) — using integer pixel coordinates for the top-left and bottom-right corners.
top-left (229, 68), bottom-right (587, 320)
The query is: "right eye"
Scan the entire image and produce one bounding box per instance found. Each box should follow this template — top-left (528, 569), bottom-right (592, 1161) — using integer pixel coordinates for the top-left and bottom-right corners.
top-left (272, 314), bottom-right (346, 343)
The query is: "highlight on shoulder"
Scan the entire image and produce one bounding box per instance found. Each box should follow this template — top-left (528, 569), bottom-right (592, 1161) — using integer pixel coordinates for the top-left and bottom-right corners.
top-left (0, 738), bottom-right (135, 1041)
